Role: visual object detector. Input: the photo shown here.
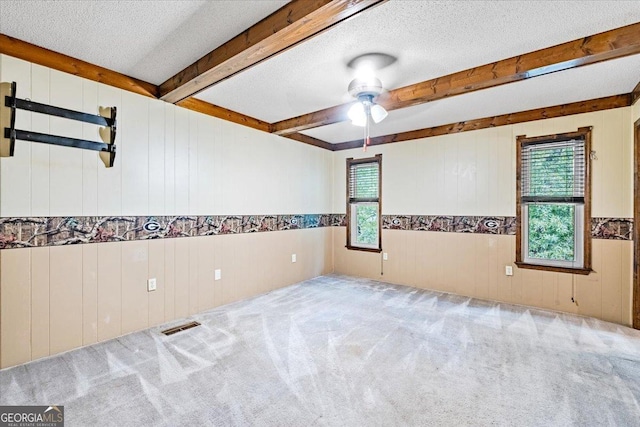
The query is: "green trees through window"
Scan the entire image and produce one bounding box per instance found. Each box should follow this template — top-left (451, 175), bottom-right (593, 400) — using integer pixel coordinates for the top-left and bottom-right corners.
top-left (355, 204), bottom-right (378, 246)
top-left (527, 204), bottom-right (574, 261)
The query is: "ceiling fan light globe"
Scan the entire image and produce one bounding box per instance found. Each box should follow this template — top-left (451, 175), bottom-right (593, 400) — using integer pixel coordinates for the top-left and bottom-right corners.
top-left (351, 118), bottom-right (367, 127)
top-left (370, 104), bottom-right (388, 123)
top-left (348, 102), bottom-right (366, 126)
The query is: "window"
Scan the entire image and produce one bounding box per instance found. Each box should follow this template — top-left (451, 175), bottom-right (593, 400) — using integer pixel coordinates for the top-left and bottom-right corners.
top-left (346, 155), bottom-right (382, 252)
top-left (516, 127), bottom-right (592, 274)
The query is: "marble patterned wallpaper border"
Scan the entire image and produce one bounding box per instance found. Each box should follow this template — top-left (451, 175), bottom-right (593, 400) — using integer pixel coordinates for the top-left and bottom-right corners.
top-left (0, 215), bottom-right (632, 249)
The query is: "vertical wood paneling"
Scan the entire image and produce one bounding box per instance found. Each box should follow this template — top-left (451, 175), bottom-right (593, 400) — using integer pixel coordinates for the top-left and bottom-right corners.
top-left (30, 247), bottom-right (49, 360)
top-left (211, 236), bottom-right (224, 307)
top-left (621, 240), bottom-right (633, 325)
top-left (233, 233), bottom-right (258, 301)
top-left (211, 118), bottom-right (224, 215)
top-left (474, 234), bottom-right (490, 299)
top-left (457, 134), bottom-right (477, 215)
top-left (576, 240), bottom-right (603, 319)
top-left (219, 234), bottom-right (237, 306)
top-left (188, 237), bottom-right (199, 315)
top-left (49, 245), bottom-right (82, 355)
top-left (443, 135), bottom-right (458, 214)
top-left (164, 104), bottom-right (176, 214)
top-left (174, 107), bottom-right (189, 213)
top-left (621, 108), bottom-right (633, 218)
top-left (81, 79), bottom-right (99, 216)
top-left (0, 249), bottom-right (31, 368)
top-left (49, 70), bottom-right (83, 216)
top-left (418, 140), bottom-right (438, 214)
top-left (164, 238), bottom-right (176, 321)
top-left (497, 126), bottom-right (515, 216)
top-left (120, 92), bottom-right (149, 215)
top-left (189, 112), bottom-right (199, 214)
top-left (597, 109), bottom-right (624, 218)
top-left (121, 240), bottom-right (149, 334)
top-left (1, 56), bottom-right (31, 217)
top-left (82, 243), bottom-right (98, 345)
top-left (486, 235), bottom-right (500, 300)
top-left (30, 65), bottom-right (50, 217)
top-left (540, 271), bottom-right (558, 311)
top-left (174, 238), bottom-right (189, 319)
top-left (97, 242), bottom-right (122, 341)
top-left (414, 232), bottom-right (439, 290)
top-left (475, 130), bottom-right (492, 216)
top-left (148, 239), bottom-right (165, 327)
top-left (197, 236), bottom-right (215, 312)
top-left (222, 128), bottom-right (241, 213)
top-left (148, 99), bottom-right (165, 215)
top-left (197, 115), bottom-right (215, 213)
top-left (254, 232), bottom-right (273, 295)
top-left (600, 240), bottom-right (623, 324)
top-left (96, 84), bottom-right (122, 216)
top-left (496, 235), bottom-right (514, 302)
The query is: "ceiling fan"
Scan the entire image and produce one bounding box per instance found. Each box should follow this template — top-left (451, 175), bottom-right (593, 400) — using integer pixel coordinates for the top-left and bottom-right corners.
top-left (346, 52), bottom-right (397, 151)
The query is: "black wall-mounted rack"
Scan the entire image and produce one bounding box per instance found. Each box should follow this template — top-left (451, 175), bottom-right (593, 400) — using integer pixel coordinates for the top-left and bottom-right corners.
top-left (0, 81), bottom-right (117, 168)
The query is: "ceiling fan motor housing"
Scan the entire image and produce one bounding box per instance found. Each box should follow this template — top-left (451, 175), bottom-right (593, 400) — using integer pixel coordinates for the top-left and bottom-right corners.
top-left (348, 76), bottom-right (383, 100)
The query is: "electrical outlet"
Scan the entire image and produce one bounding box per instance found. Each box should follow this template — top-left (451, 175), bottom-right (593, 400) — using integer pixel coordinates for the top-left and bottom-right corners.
top-left (291, 254), bottom-right (297, 263)
top-left (505, 266), bottom-right (513, 276)
top-left (383, 252), bottom-right (388, 261)
top-left (215, 269), bottom-right (221, 281)
top-left (147, 278), bottom-right (157, 292)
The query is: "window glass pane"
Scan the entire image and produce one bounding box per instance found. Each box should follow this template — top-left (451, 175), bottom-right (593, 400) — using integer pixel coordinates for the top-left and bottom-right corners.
top-left (527, 204), bottom-right (574, 261)
top-left (355, 204), bottom-right (378, 246)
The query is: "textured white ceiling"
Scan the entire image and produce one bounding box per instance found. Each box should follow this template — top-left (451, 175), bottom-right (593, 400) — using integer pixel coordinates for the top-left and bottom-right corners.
top-left (0, 0), bottom-right (288, 84)
top-left (195, 0), bottom-right (640, 123)
top-left (301, 54), bottom-right (640, 144)
top-left (0, 0), bottom-right (638, 144)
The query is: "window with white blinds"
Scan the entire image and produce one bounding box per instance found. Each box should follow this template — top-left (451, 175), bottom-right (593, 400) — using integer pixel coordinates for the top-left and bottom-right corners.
top-left (346, 155), bottom-right (381, 251)
top-left (521, 139), bottom-right (585, 203)
top-left (516, 128), bottom-right (592, 274)
top-left (349, 162), bottom-right (379, 202)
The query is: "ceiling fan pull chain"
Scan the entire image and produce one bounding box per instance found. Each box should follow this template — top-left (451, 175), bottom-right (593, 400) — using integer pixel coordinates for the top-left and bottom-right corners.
top-left (363, 102), bottom-right (371, 152)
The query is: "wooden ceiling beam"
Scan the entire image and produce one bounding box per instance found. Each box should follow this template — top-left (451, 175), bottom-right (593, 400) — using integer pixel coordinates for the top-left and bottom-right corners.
top-left (176, 98), bottom-right (335, 150)
top-left (283, 132), bottom-right (335, 151)
top-left (333, 94), bottom-right (632, 150)
top-left (0, 34), bottom-right (158, 98)
top-left (632, 80), bottom-right (640, 105)
top-left (272, 22), bottom-right (640, 136)
top-left (177, 98), bottom-right (272, 132)
top-left (159, 0), bottom-right (387, 104)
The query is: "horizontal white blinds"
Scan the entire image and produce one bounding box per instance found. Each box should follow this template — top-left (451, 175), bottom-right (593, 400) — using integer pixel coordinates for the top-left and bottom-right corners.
top-left (521, 138), bottom-right (585, 203)
top-left (349, 161), bottom-right (379, 202)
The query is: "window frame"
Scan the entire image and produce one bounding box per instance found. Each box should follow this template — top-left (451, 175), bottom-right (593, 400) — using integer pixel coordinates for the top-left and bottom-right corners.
top-left (515, 127), bottom-right (592, 275)
top-left (346, 154), bottom-right (382, 252)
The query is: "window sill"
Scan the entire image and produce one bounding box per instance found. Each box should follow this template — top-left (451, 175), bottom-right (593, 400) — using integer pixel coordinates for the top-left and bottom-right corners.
top-left (515, 261), bottom-right (592, 275)
top-left (346, 245), bottom-right (382, 253)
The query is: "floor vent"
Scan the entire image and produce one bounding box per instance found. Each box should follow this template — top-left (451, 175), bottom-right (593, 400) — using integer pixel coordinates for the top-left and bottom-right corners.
top-left (161, 321), bottom-right (201, 336)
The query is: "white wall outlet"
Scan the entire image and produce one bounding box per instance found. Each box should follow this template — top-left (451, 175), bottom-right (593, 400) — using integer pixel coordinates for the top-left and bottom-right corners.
top-left (147, 278), bottom-right (157, 292)
top-left (383, 253), bottom-right (388, 261)
top-left (505, 266), bottom-right (513, 276)
top-left (291, 254), bottom-right (297, 263)
top-left (215, 269), bottom-right (221, 281)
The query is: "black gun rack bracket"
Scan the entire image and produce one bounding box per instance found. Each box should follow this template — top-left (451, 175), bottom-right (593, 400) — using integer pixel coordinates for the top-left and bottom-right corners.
top-left (0, 81), bottom-right (117, 168)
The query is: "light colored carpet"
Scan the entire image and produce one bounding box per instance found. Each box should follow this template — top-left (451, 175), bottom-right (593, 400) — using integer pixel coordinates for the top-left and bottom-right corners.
top-left (1, 274), bottom-right (640, 426)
